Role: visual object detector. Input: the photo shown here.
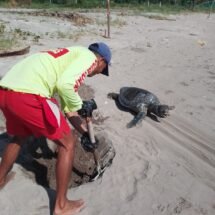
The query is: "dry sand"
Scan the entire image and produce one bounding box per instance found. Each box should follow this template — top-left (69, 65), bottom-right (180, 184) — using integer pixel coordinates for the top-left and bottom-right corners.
top-left (0, 8), bottom-right (215, 215)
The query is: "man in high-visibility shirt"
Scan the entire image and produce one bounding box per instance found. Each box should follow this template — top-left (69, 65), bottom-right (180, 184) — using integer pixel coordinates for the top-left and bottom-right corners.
top-left (0, 42), bottom-right (111, 215)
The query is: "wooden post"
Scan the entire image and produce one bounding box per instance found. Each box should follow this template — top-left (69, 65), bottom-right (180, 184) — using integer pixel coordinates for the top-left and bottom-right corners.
top-left (208, 0), bottom-right (215, 18)
top-left (106, 0), bottom-right (110, 38)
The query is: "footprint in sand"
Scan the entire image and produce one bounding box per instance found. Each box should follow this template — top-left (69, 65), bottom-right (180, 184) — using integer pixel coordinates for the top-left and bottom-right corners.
top-left (153, 197), bottom-right (192, 214)
top-left (144, 138), bottom-right (159, 157)
top-left (173, 197), bottom-right (192, 214)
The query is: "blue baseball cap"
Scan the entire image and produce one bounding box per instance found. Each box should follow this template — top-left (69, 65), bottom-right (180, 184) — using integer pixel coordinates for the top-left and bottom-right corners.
top-left (88, 42), bottom-right (111, 76)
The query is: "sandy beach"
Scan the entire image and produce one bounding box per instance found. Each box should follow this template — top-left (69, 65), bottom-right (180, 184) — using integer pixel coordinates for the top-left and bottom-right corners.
top-left (0, 8), bottom-right (215, 215)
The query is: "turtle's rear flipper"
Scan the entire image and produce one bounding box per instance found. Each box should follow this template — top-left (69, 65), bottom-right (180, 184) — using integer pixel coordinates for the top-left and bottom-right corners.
top-left (126, 111), bottom-right (146, 128)
top-left (107, 93), bottom-right (119, 100)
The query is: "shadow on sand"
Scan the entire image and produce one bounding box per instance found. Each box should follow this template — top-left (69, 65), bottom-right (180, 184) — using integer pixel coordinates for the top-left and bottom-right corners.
top-left (0, 133), bottom-right (56, 215)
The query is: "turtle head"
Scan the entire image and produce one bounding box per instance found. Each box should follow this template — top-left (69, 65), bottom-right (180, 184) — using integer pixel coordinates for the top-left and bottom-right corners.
top-left (156, 105), bottom-right (175, 118)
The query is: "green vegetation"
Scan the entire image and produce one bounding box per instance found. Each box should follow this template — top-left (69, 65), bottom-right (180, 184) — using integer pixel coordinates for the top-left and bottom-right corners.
top-left (0, 38), bottom-right (18, 50)
top-left (0, 23), bottom-right (20, 51)
top-left (0, 22), bottom-right (40, 51)
top-left (0, 0), bottom-right (214, 13)
top-left (13, 28), bottom-right (41, 42)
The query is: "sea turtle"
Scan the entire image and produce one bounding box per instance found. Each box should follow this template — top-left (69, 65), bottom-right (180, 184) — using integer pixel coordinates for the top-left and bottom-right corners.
top-left (108, 87), bottom-right (175, 128)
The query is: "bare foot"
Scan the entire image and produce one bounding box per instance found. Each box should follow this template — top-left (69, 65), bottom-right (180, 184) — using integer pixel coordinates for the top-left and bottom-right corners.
top-left (54, 199), bottom-right (85, 215)
top-left (0, 171), bottom-right (16, 190)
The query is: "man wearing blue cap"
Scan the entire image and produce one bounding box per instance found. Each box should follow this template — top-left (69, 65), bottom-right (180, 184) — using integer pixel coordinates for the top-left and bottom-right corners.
top-left (0, 42), bottom-right (111, 215)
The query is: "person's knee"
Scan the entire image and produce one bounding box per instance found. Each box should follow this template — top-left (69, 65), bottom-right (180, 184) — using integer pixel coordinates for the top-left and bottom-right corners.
top-left (56, 132), bottom-right (75, 151)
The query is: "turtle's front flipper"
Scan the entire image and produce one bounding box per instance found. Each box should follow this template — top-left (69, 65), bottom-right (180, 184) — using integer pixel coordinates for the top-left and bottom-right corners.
top-left (127, 111), bottom-right (147, 128)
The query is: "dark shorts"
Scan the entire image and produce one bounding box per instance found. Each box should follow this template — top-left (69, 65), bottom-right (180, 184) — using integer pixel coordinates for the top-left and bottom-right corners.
top-left (0, 88), bottom-right (70, 141)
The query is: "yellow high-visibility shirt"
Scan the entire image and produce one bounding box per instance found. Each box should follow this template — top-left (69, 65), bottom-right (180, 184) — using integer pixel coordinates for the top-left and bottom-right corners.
top-left (0, 46), bottom-right (97, 112)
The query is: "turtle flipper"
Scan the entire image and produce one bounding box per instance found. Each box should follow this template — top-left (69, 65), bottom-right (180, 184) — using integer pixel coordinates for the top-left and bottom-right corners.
top-left (107, 92), bottom-right (119, 100)
top-left (126, 111), bottom-right (147, 128)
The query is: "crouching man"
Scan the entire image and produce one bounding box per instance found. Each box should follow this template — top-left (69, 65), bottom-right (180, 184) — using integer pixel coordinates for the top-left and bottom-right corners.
top-left (0, 42), bottom-right (111, 215)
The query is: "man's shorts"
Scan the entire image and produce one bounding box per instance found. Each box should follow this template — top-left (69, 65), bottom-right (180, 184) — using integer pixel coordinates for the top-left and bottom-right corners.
top-left (0, 88), bottom-right (70, 140)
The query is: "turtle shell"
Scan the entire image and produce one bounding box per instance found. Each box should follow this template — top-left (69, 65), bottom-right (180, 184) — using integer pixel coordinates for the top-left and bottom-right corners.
top-left (118, 87), bottom-right (160, 112)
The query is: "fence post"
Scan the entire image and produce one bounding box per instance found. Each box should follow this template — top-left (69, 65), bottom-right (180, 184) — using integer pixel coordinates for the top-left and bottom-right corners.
top-left (106, 0), bottom-right (110, 38)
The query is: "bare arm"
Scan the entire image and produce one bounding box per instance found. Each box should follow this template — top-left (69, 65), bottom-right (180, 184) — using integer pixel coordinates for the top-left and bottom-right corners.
top-left (65, 112), bottom-right (87, 135)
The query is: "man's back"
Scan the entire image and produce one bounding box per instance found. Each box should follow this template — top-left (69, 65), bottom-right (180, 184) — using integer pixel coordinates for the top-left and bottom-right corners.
top-left (0, 46), bottom-right (97, 112)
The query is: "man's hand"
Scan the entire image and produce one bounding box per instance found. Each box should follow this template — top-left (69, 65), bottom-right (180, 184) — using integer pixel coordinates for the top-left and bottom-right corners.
top-left (78, 99), bottom-right (97, 118)
top-left (81, 132), bottom-right (98, 152)
top-left (66, 112), bottom-right (87, 135)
